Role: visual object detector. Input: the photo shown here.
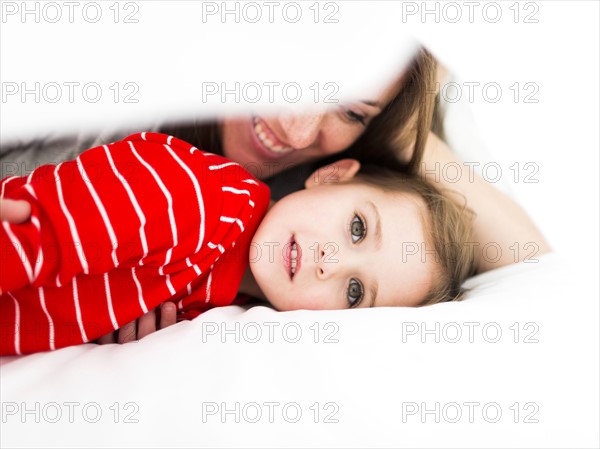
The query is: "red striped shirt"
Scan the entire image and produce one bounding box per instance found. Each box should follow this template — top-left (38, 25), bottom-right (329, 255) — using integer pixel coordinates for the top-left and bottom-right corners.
top-left (0, 132), bottom-right (270, 355)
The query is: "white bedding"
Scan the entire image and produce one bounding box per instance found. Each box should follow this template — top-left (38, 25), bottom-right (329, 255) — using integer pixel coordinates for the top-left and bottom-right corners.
top-left (1, 2), bottom-right (598, 448)
top-left (1, 253), bottom-right (597, 448)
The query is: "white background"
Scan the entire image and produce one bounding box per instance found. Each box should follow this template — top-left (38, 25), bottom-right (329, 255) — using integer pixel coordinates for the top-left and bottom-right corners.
top-left (1, 1), bottom-right (598, 447)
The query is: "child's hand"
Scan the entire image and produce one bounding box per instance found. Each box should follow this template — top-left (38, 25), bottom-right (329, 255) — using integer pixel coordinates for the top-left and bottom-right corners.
top-left (95, 302), bottom-right (177, 345)
top-left (0, 198), bottom-right (31, 223)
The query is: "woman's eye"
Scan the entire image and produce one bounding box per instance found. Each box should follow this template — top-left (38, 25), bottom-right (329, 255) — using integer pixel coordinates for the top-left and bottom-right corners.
top-left (347, 278), bottom-right (364, 307)
top-left (344, 109), bottom-right (367, 126)
top-left (350, 214), bottom-right (366, 243)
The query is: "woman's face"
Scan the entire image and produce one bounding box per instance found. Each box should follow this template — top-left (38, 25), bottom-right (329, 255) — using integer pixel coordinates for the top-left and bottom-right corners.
top-left (219, 79), bottom-right (401, 179)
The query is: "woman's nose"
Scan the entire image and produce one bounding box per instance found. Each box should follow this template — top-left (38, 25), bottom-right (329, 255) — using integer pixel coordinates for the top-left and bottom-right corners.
top-left (278, 112), bottom-right (325, 149)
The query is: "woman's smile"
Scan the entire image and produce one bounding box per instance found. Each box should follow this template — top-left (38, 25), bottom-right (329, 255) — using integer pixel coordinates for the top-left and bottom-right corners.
top-left (251, 116), bottom-right (294, 158)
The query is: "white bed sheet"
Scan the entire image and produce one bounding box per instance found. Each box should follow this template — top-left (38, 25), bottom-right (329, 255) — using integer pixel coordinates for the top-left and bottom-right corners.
top-left (1, 253), bottom-right (597, 448)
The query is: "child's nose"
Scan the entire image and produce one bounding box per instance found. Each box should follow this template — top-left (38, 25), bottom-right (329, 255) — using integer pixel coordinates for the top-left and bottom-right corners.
top-left (315, 243), bottom-right (328, 278)
top-left (316, 243), bottom-right (359, 280)
top-left (278, 112), bottom-right (325, 150)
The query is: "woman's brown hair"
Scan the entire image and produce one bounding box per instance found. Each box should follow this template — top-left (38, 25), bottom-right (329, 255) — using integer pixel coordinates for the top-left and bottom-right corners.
top-left (338, 47), bottom-right (438, 175)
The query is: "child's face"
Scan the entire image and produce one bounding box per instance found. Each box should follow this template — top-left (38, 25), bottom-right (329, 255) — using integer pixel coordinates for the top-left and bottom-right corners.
top-left (250, 179), bottom-right (439, 311)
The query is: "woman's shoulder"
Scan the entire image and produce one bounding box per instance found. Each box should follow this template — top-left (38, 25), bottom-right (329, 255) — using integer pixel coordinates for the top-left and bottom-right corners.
top-left (0, 125), bottom-right (161, 179)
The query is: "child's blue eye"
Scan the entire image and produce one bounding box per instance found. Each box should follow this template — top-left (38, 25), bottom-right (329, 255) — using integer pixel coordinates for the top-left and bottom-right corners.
top-left (350, 214), bottom-right (366, 243)
top-left (347, 278), bottom-right (364, 307)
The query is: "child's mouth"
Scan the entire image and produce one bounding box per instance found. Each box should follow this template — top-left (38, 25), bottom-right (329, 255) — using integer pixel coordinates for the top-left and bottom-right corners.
top-left (287, 236), bottom-right (301, 280)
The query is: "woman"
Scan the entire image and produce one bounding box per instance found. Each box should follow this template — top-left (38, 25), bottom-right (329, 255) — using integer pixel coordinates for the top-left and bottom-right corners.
top-left (0, 48), bottom-right (551, 343)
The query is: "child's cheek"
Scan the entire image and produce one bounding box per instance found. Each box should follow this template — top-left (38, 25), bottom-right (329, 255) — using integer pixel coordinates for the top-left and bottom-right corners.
top-left (248, 240), bottom-right (262, 264)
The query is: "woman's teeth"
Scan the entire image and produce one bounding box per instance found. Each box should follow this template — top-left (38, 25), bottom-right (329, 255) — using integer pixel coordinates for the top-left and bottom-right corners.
top-left (291, 242), bottom-right (298, 275)
top-left (254, 118), bottom-right (293, 154)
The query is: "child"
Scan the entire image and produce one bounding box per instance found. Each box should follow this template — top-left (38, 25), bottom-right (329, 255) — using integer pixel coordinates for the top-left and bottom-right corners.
top-left (0, 133), bottom-right (475, 355)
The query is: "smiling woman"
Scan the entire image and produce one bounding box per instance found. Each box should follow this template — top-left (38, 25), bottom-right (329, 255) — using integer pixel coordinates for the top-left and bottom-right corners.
top-left (219, 97), bottom-right (390, 172)
top-left (158, 47), bottom-right (436, 192)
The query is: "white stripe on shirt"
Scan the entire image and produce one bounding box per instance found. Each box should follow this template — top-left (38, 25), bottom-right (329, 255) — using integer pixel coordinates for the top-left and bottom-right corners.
top-left (222, 186), bottom-right (250, 196)
top-left (102, 273), bottom-right (118, 331)
top-left (129, 142), bottom-right (177, 268)
top-left (209, 162), bottom-right (239, 171)
top-left (0, 176), bottom-right (18, 198)
top-left (55, 164), bottom-right (89, 274)
top-left (185, 257), bottom-right (202, 276)
top-left (104, 145), bottom-right (150, 266)
top-left (163, 143), bottom-right (206, 253)
top-left (2, 222), bottom-right (33, 283)
top-left (166, 273), bottom-right (176, 296)
top-left (30, 215), bottom-right (44, 282)
top-left (77, 155), bottom-right (119, 268)
top-left (131, 267), bottom-right (148, 314)
top-left (7, 293), bottom-right (21, 355)
top-left (208, 242), bottom-right (225, 254)
top-left (22, 184), bottom-right (43, 282)
top-left (38, 287), bottom-right (55, 351)
top-left (220, 216), bottom-right (245, 232)
top-left (23, 183), bottom-right (38, 200)
top-left (73, 277), bottom-right (89, 341)
top-left (205, 271), bottom-right (213, 303)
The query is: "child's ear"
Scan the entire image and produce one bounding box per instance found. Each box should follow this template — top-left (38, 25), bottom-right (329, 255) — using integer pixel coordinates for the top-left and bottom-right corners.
top-left (304, 159), bottom-right (361, 189)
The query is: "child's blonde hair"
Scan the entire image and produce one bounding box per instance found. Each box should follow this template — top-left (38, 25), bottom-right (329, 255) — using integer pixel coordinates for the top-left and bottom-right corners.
top-left (347, 165), bottom-right (477, 306)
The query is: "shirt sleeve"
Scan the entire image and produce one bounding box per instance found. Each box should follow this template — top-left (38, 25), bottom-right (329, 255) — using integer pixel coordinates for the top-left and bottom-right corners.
top-left (0, 132), bottom-right (232, 294)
